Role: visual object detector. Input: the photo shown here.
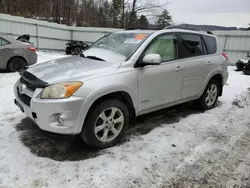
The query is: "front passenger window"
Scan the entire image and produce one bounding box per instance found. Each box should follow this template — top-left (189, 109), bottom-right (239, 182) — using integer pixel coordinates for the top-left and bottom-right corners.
top-left (144, 34), bottom-right (177, 62)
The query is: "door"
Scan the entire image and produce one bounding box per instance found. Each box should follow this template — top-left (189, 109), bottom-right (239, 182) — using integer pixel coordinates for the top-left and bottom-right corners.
top-left (137, 34), bottom-right (183, 112)
top-left (0, 37), bottom-right (13, 69)
top-left (177, 33), bottom-right (209, 99)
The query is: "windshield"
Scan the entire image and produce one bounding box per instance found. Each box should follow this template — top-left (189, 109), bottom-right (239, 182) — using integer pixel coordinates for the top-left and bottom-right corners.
top-left (89, 32), bottom-right (150, 60)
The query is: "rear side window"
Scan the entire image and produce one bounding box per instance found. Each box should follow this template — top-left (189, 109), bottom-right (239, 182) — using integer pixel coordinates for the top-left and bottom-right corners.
top-left (202, 35), bottom-right (217, 54)
top-left (0, 38), bottom-right (10, 46)
top-left (179, 34), bottom-right (203, 58)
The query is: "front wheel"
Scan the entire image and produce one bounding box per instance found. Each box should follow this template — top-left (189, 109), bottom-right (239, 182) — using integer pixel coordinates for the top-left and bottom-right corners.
top-left (65, 46), bottom-right (72, 54)
top-left (81, 99), bottom-right (129, 148)
top-left (198, 80), bottom-right (220, 110)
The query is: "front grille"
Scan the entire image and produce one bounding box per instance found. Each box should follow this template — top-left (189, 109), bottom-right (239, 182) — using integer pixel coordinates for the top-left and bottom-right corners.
top-left (20, 77), bottom-right (36, 91)
top-left (17, 71), bottom-right (47, 106)
top-left (17, 88), bottom-right (31, 106)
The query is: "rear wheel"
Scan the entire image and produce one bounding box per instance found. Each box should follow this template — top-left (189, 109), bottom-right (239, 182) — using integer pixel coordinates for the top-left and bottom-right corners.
top-left (81, 99), bottom-right (129, 148)
top-left (242, 69), bottom-right (250, 75)
top-left (198, 80), bottom-right (220, 110)
top-left (7, 57), bottom-right (26, 72)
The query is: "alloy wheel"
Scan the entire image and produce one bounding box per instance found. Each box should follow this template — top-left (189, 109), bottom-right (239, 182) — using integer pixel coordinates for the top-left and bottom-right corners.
top-left (94, 107), bottom-right (124, 142)
top-left (205, 84), bottom-right (218, 107)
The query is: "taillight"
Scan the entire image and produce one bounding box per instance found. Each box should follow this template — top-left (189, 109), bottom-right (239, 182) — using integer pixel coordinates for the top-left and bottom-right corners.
top-left (28, 46), bottom-right (36, 52)
top-left (222, 52), bottom-right (228, 61)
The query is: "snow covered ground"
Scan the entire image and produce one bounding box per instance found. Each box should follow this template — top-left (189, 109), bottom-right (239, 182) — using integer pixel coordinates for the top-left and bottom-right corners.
top-left (0, 52), bottom-right (250, 188)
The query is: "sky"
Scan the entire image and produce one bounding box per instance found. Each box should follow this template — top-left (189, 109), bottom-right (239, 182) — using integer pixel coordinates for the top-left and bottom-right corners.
top-left (162, 0), bottom-right (250, 28)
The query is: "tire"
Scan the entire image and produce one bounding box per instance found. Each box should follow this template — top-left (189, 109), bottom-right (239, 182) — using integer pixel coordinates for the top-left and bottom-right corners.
top-left (81, 99), bottom-right (129, 149)
top-left (65, 47), bottom-right (72, 55)
top-left (242, 69), bottom-right (250, 75)
top-left (246, 61), bottom-right (250, 70)
top-left (242, 61), bottom-right (250, 75)
top-left (236, 60), bottom-right (244, 71)
top-left (7, 57), bottom-right (26, 72)
top-left (73, 47), bottom-right (81, 55)
top-left (198, 80), bottom-right (220, 110)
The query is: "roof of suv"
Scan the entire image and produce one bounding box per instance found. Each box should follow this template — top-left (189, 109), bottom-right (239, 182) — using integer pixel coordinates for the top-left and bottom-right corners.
top-left (116, 28), bottom-right (215, 37)
top-left (116, 30), bottom-right (156, 34)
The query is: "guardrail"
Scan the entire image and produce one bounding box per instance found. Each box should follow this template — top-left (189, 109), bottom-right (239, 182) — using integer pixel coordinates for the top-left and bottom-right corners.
top-left (0, 14), bottom-right (122, 51)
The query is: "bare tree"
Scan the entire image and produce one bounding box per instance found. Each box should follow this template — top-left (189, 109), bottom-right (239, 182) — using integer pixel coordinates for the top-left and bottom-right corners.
top-left (128, 0), bottom-right (166, 27)
top-left (121, 0), bottom-right (125, 28)
top-left (1, 0), bottom-right (8, 13)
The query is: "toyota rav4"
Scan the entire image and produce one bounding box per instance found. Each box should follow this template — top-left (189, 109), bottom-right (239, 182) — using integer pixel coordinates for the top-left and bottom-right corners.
top-left (14, 28), bottom-right (229, 148)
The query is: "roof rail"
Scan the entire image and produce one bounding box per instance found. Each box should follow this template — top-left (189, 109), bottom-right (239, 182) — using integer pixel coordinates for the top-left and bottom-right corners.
top-left (125, 27), bottom-right (161, 30)
top-left (165, 25), bottom-right (213, 35)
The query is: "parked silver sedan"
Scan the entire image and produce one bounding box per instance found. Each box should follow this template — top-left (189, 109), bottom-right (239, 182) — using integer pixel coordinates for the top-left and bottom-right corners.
top-left (0, 35), bottom-right (37, 71)
top-left (14, 28), bottom-right (228, 149)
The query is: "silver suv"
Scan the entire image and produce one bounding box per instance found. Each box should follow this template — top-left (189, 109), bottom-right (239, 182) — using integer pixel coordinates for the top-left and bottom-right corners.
top-left (14, 28), bottom-right (228, 148)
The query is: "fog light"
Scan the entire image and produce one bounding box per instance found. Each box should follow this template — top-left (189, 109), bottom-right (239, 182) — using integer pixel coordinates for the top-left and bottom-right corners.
top-left (56, 114), bottom-right (64, 125)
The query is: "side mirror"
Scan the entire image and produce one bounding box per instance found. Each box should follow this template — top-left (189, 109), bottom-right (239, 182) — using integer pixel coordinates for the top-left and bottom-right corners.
top-left (141, 54), bottom-right (161, 66)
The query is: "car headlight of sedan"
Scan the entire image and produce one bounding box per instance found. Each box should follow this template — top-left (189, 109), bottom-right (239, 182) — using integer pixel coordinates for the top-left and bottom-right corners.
top-left (40, 82), bottom-right (83, 99)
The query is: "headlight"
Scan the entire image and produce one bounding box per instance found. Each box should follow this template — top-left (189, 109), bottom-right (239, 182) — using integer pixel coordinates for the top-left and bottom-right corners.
top-left (40, 82), bottom-right (83, 99)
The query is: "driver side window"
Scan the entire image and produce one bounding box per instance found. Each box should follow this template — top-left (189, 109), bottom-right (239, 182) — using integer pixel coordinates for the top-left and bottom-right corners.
top-left (144, 34), bottom-right (178, 62)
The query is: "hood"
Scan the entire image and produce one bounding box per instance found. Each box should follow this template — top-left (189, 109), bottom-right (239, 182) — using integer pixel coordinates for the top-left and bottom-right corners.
top-left (27, 56), bottom-right (120, 83)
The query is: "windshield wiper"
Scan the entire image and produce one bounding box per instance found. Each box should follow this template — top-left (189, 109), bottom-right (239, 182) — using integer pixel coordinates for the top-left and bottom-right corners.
top-left (86, 56), bottom-right (106, 61)
top-left (82, 55), bottom-right (106, 62)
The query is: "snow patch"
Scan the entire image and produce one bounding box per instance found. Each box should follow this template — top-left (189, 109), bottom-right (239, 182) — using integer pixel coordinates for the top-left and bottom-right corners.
top-left (0, 55), bottom-right (250, 188)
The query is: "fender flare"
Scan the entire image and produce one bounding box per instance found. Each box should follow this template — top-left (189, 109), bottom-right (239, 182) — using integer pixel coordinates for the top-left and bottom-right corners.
top-left (198, 69), bottom-right (224, 98)
top-left (75, 85), bottom-right (137, 133)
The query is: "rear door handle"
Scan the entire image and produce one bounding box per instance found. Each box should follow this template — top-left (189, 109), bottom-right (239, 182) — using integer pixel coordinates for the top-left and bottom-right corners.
top-left (207, 61), bottom-right (211, 64)
top-left (175, 66), bottom-right (183, 72)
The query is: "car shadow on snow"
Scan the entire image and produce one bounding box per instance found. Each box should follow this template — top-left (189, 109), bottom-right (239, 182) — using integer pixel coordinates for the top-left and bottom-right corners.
top-left (15, 101), bottom-right (222, 161)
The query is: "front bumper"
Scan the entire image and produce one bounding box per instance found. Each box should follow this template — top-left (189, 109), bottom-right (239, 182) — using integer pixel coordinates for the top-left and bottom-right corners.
top-left (14, 80), bottom-right (85, 134)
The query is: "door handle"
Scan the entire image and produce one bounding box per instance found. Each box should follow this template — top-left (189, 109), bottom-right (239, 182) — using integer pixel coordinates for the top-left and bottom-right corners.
top-left (207, 61), bottom-right (211, 64)
top-left (175, 66), bottom-right (183, 72)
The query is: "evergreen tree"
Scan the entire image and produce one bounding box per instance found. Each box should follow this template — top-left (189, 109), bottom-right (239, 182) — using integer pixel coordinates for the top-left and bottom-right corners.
top-left (110, 0), bottom-right (122, 27)
top-left (124, 11), bottom-right (130, 29)
top-left (157, 9), bottom-right (172, 28)
top-left (99, 1), bottom-right (111, 27)
top-left (136, 15), bottom-right (149, 28)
